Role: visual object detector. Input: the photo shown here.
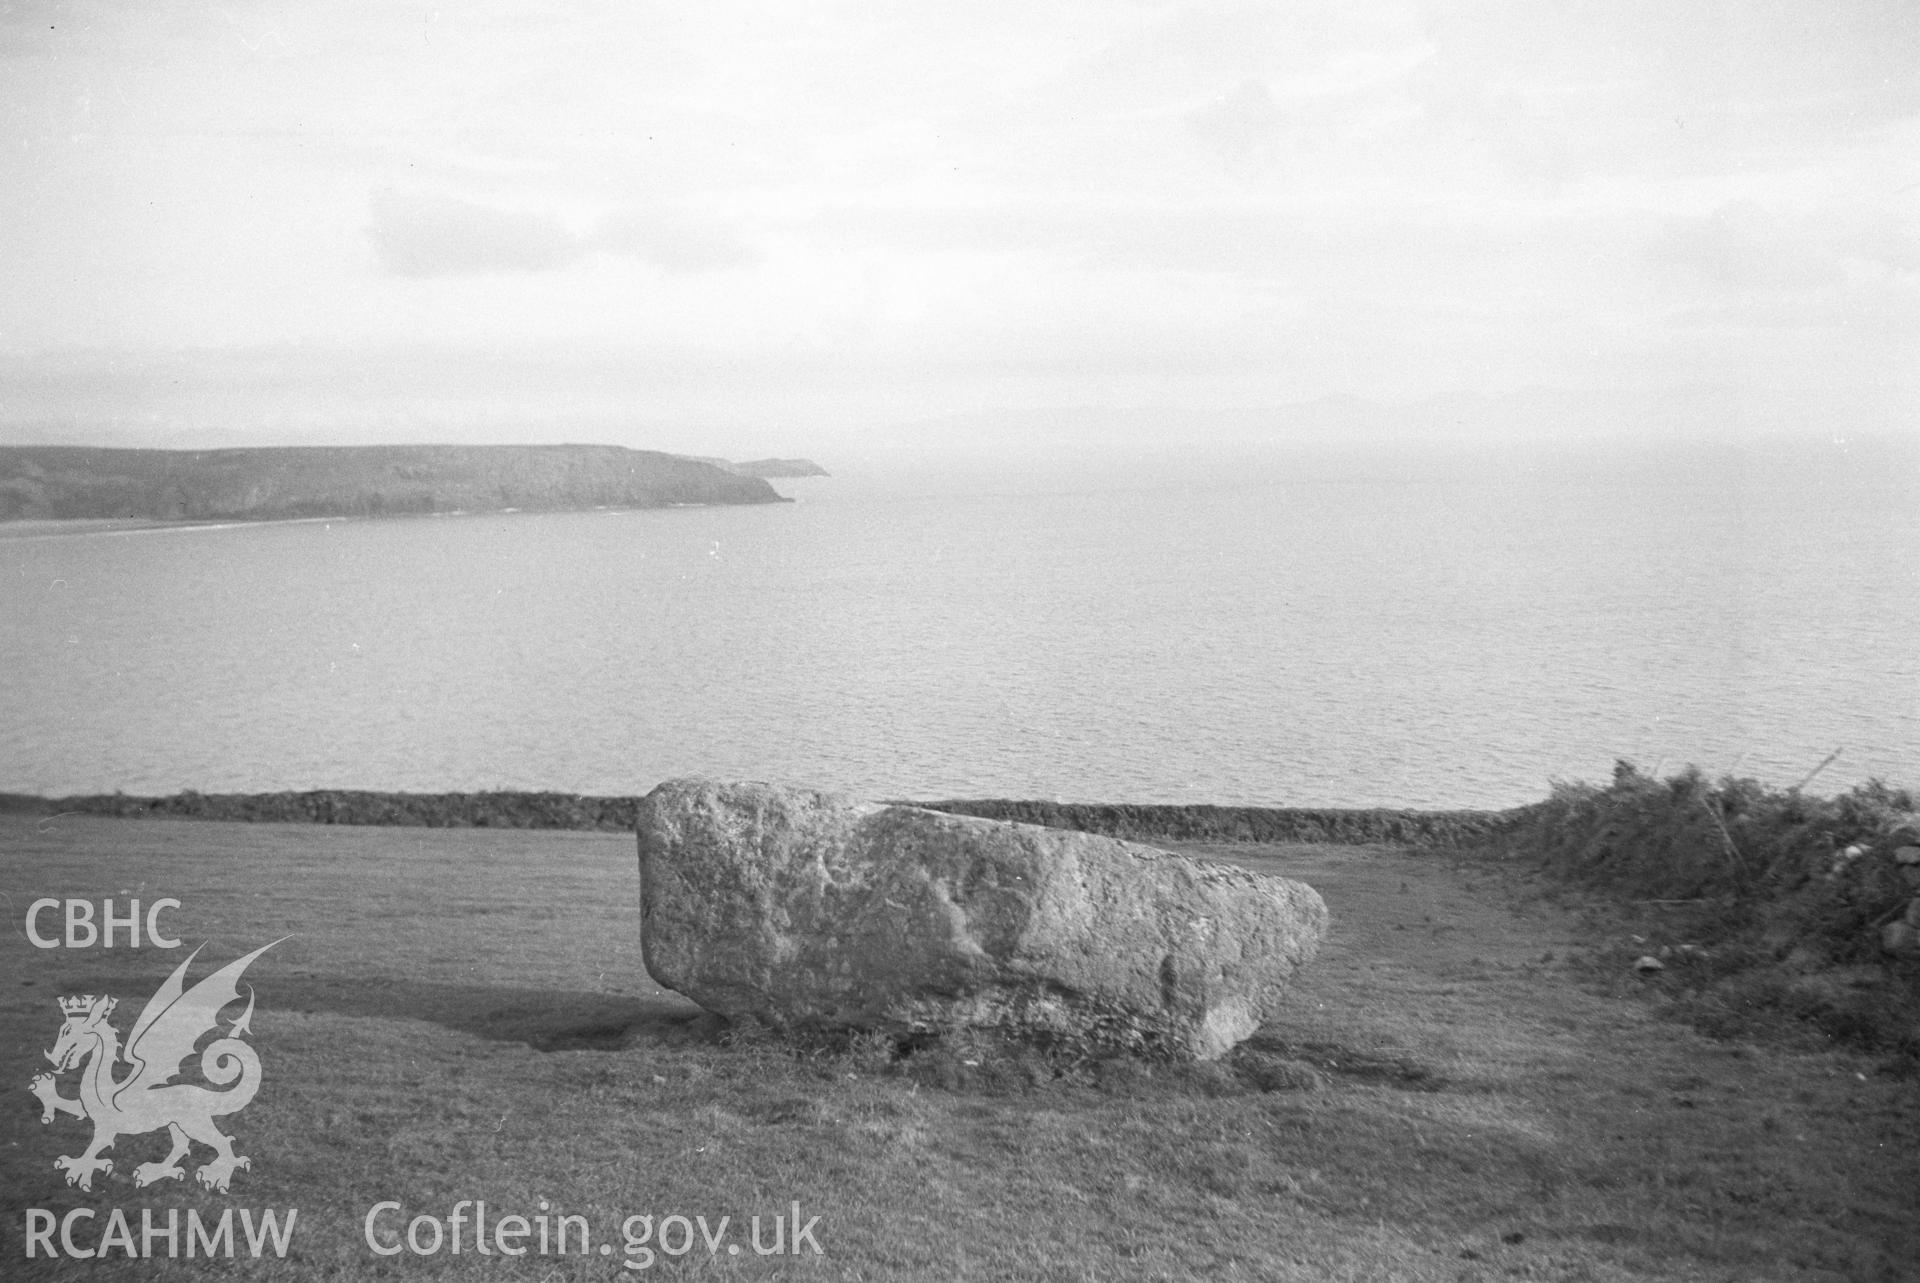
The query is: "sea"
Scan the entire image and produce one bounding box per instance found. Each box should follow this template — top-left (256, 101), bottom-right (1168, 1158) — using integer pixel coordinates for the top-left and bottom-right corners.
top-left (2, 437), bottom-right (1915, 810)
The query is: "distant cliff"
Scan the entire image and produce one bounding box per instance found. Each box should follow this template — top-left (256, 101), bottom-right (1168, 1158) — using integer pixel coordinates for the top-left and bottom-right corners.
top-left (729, 457), bottom-right (829, 478)
top-left (0, 444), bottom-right (788, 523)
top-left (678, 454), bottom-right (830, 479)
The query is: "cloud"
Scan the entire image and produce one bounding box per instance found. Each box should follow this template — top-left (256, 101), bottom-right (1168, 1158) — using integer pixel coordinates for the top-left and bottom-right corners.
top-left (587, 207), bottom-right (757, 274)
top-left (368, 190), bottom-right (579, 277)
top-left (368, 189), bottom-right (755, 278)
top-left (1650, 201), bottom-right (1842, 292)
top-left (1189, 79), bottom-right (1286, 156)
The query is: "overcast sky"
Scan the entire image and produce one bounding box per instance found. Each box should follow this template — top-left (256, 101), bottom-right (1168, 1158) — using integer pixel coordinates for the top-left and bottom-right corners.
top-left (2, 0), bottom-right (1915, 455)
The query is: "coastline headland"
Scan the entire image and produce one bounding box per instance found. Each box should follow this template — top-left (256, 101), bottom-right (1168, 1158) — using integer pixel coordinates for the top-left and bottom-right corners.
top-left (0, 443), bottom-right (789, 523)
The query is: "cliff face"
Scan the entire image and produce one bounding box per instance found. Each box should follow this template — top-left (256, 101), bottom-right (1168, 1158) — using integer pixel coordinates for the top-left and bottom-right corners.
top-left (0, 444), bottom-right (787, 522)
top-left (730, 457), bottom-right (829, 478)
top-left (677, 455), bottom-right (830, 478)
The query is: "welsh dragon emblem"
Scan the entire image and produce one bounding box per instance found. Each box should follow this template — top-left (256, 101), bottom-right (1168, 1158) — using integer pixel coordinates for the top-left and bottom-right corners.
top-left (28, 941), bottom-right (282, 1193)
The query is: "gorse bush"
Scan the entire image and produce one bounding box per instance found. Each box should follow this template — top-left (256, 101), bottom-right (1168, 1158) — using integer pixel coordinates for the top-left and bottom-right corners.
top-left (1488, 761), bottom-right (1920, 1061)
top-left (1496, 761), bottom-right (1915, 957)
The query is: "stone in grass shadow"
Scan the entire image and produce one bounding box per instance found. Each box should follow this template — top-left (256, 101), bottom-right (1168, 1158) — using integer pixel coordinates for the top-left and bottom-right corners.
top-left (267, 976), bottom-right (707, 1052)
top-left (1085, 1049), bottom-right (1326, 1099)
top-left (1230, 1049), bottom-right (1329, 1094)
top-left (829, 1026), bottom-right (1332, 1099)
top-left (737, 1096), bottom-right (834, 1126)
top-left (1238, 1030), bottom-right (1448, 1092)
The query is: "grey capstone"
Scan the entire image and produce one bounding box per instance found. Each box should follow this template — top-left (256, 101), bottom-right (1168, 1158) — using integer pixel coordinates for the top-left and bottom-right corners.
top-left (636, 778), bottom-right (1328, 1059)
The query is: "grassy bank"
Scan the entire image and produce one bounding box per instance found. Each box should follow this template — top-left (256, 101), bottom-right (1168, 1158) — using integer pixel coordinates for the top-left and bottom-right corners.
top-left (5, 817), bottom-right (1915, 1280)
top-left (921, 799), bottom-right (1514, 847)
top-left (0, 788), bottom-right (645, 830)
top-left (0, 788), bottom-right (1513, 845)
top-left (7, 768), bottom-right (1915, 1064)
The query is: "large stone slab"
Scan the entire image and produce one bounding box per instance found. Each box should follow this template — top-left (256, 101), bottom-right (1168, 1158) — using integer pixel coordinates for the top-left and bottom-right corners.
top-left (636, 778), bottom-right (1328, 1059)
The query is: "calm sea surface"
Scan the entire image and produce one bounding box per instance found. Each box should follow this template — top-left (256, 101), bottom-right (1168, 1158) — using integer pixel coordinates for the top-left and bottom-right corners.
top-left (2, 440), bottom-right (1915, 809)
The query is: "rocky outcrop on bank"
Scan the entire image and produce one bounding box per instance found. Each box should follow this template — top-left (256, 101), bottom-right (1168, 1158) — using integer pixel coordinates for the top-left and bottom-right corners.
top-left (1885, 844), bottom-right (1920, 957)
top-left (0, 443), bottom-right (785, 522)
top-left (1489, 763), bottom-right (1919, 959)
top-left (634, 778), bottom-right (1328, 1058)
top-left (1485, 762), bottom-right (1920, 1060)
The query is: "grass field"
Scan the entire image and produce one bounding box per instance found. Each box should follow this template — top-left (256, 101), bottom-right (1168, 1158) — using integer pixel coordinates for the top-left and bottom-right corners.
top-left (3, 815), bottom-right (1916, 1280)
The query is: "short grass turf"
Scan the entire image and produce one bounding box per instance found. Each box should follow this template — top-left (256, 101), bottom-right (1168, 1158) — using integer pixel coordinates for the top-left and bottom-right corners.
top-left (2, 816), bottom-right (1915, 1281)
